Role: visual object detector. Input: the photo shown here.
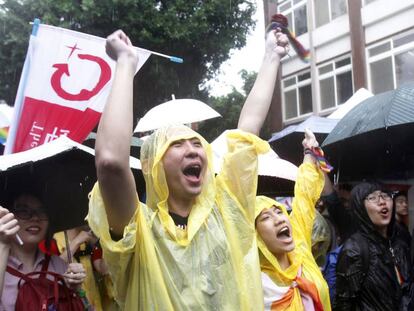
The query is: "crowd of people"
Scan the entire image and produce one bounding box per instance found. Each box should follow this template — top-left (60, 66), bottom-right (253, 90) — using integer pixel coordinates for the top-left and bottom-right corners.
top-left (0, 26), bottom-right (413, 311)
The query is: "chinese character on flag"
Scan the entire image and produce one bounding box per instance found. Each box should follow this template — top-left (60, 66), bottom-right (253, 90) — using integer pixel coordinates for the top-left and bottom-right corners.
top-left (5, 21), bottom-right (151, 154)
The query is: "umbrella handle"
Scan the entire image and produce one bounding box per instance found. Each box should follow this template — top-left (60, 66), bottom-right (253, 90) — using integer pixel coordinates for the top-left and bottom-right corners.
top-left (64, 230), bottom-right (73, 263)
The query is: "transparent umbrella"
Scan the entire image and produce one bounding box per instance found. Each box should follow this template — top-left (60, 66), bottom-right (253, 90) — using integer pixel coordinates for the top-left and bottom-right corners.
top-left (134, 96), bottom-right (221, 133)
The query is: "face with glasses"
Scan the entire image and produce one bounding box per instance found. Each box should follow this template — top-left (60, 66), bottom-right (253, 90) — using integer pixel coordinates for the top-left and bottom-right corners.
top-left (364, 191), bottom-right (393, 234)
top-left (12, 194), bottom-right (49, 245)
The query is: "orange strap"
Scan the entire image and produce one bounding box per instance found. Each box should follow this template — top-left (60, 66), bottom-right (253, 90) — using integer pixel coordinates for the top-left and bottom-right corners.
top-left (270, 287), bottom-right (294, 310)
top-left (270, 275), bottom-right (324, 311)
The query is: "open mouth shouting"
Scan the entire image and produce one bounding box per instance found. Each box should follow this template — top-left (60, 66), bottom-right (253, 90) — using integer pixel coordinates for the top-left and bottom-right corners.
top-left (183, 163), bottom-right (202, 184)
top-left (276, 225), bottom-right (293, 243)
top-left (380, 207), bottom-right (390, 218)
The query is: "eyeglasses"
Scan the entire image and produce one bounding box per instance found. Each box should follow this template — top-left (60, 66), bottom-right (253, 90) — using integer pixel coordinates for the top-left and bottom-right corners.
top-left (12, 204), bottom-right (48, 221)
top-left (365, 192), bottom-right (392, 203)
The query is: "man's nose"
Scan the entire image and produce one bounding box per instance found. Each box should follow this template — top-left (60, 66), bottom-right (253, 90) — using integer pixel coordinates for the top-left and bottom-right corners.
top-left (184, 141), bottom-right (198, 156)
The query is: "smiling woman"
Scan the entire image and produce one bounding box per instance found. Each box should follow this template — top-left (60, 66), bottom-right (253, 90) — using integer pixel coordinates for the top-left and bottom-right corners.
top-left (0, 188), bottom-right (87, 310)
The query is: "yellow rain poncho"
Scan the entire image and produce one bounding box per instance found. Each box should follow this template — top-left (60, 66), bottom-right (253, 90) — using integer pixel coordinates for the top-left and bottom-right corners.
top-left (255, 162), bottom-right (331, 310)
top-left (311, 211), bottom-right (332, 267)
top-left (88, 125), bottom-right (269, 310)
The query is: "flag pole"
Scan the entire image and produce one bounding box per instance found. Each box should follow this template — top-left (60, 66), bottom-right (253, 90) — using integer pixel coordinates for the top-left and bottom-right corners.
top-left (4, 18), bottom-right (41, 154)
top-left (135, 47), bottom-right (183, 63)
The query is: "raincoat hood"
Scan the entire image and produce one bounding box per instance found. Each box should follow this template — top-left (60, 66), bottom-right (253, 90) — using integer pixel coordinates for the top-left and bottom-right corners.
top-left (140, 125), bottom-right (215, 245)
top-left (350, 182), bottom-right (395, 239)
top-left (255, 196), bottom-right (303, 285)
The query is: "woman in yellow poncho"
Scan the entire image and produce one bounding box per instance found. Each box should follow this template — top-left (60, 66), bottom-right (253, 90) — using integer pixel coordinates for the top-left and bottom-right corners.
top-left (255, 130), bottom-right (331, 311)
top-left (87, 28), bottom-right (290, 310)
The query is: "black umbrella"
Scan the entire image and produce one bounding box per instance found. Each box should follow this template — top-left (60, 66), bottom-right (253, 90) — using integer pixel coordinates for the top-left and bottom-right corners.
top-left (269, 116), bottom-right (339, 166)
top-left (322, 82), bottom-right (414, 181)
top-left (0, 136), bottom-right (144, 233)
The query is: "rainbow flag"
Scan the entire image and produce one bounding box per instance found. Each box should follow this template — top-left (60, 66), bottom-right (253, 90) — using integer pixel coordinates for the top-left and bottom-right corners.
top-left (0, 127), bottom-right (9, 144)
top-left (266, 14), bottom-right (310, 63)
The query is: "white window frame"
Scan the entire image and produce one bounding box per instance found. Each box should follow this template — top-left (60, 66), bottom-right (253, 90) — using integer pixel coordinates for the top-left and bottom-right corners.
top-left (282, 70), bottom-right (313, 122)
top-left (313, 0), bottom-right (348, 28)
top-left (367, 30), bottom-right (414, 92)
top-left (277, 0), bottom-right (308, 37)
top-left (318, 56), bottom-right (353, 112)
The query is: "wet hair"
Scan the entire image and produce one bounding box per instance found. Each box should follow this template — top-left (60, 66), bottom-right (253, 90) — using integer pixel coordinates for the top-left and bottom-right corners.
top-left (350, 182), bottom-right (384, 211)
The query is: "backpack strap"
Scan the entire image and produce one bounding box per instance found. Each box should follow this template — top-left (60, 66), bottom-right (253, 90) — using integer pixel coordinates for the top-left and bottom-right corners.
top-left (39, 255), bottom-right (51, 279)
top-left (6, 265), bottom-right (26, 279)
top-left (6, 255), bottom-right (51, 280)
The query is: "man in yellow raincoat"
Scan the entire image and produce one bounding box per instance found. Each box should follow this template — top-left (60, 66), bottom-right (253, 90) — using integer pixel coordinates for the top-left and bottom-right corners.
top-left (87, 28), bottom-right (289, 310)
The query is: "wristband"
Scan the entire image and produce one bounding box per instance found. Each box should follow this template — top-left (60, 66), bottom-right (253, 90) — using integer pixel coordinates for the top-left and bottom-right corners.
top-left (311, 146), bottom-right (333, 173)
top-left (304, 148), bottom-right (313, 155)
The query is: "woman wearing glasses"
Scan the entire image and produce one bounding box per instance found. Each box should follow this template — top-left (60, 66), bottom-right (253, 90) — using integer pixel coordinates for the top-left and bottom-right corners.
top-left (334, 183), bottom-right (412, 310)
top-left (0, 187), bottom-right (87, 310)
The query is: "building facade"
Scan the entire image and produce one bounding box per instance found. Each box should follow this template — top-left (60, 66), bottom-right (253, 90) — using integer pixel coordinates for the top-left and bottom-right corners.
top-left (265, 0), bottom-right (414, 130)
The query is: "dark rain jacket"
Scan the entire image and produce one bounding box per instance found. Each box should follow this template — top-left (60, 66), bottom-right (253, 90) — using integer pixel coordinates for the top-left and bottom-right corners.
top-left (333, 183), bottom-right (412, 311)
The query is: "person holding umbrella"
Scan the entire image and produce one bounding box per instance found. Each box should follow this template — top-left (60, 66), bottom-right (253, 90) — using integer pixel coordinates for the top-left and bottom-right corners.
top-left (88, 27), bottom-right (289, 309)
top-left (0, 187), bottom-right (87, 310)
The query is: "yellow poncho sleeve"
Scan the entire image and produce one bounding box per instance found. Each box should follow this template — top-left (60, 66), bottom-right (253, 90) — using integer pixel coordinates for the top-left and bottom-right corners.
top-left (291, 162), bottom-right (331, 311)
top-left (216, 130), bottom-right (270, 221)
top-left (290, 162), bottom-right (324, 249)
top-left (87, 184), bottom-right (138, 308)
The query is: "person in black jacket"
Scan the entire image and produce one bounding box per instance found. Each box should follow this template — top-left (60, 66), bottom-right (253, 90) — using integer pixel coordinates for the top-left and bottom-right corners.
top-left (334, 182), bottom-right (412, 311)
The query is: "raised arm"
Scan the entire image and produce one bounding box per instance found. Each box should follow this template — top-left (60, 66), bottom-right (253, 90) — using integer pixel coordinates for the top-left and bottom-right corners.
top-left (289, 129), bottom-right (324, 247)
top-left (237, 29), bottom-right (289, 135)
top-left (95, 30), bottom-right (139, 236)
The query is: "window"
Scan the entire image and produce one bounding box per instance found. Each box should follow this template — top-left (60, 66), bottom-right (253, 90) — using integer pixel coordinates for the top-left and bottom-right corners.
top-left (278, 0), bottom-right (308, 36)
top-left (318, 56), bottom-right (353, 110)
top-left (314, 0), bottom-right (347, 28)
top-left (367, 30), bottom-right (414, 94)
top-left (282, 70), bottom-right (313, 120)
